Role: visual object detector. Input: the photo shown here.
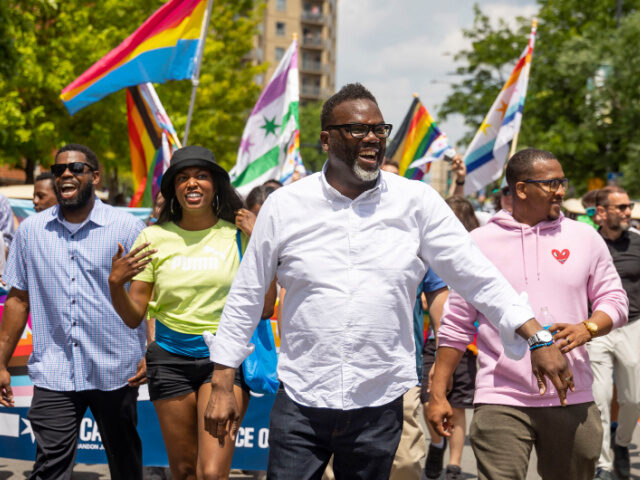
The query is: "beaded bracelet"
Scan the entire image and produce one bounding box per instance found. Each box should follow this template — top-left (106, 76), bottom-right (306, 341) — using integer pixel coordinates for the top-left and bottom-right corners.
top-left (529, 340), bottom-right (554, 352)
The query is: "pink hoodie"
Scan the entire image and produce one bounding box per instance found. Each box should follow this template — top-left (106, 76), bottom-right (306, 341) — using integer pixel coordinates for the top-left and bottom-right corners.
top-left (438, 211), bottom-right (628, 407)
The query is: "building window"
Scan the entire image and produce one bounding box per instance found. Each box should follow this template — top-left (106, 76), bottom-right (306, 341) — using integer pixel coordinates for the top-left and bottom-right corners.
top-left (276, 0), bottom-right (286, 11)
top-left (275, 21), bottom-right (286, 36)
top-left (275, 47), bottom-right (285, 61)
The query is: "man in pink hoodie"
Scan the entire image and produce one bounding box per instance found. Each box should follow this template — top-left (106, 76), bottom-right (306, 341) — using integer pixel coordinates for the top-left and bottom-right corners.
top-left (428, 148), bottom-right (628, 480)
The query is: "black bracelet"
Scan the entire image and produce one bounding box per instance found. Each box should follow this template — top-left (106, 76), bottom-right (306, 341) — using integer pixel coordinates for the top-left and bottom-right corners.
top-left (455, 179), bottom-right (465, 185)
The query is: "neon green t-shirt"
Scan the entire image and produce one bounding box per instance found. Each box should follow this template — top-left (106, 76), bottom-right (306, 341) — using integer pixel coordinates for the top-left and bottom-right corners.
top-left (132, 220), bottom-right (247, 335)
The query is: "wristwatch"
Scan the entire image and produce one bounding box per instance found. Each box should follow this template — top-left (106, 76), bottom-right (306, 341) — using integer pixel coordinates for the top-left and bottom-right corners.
top-left (455, 179), bottom-right (465, 185)
top-left (582, 321), bottom-right (598, 339)
top-left (527, 329), bottom-right (554, 348)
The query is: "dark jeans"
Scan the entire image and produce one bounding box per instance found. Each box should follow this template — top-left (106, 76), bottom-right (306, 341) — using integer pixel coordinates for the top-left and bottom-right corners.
top-left (28, 385), bottom-right (142, 480)
top-left (267, 389), bottom-right (403, 480)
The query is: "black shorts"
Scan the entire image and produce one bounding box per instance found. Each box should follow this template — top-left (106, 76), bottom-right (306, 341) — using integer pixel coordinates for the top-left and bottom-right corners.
top-left (145, 341), bottom-right (249, 402)
top-left (420, 338), bottom-right (477, 408)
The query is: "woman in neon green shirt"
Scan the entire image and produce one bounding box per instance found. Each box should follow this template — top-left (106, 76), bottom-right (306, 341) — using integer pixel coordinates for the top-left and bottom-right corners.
top-left (109, 146), bottom-right (274, 479)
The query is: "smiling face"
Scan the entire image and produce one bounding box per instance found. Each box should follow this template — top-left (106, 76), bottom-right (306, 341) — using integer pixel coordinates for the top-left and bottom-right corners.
top-left (53, 151), bottom-right (99, 210)
top-left (515, 158), bottom-right (566, 223)
top-left (322, 98), bottom-right (386, 183)
top-left (173, 166), bottom-right (216, 215)
top-left (599, 192), bottom-right (632, 233)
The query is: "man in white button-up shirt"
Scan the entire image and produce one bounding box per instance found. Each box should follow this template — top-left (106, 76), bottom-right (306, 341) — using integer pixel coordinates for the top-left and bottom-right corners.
top-left (204, 83), bottom-right (573, 479)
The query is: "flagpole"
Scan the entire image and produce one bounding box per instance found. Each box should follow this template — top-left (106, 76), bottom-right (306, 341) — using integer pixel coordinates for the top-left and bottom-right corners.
top-left (183, 0), bottom-right (214, 146)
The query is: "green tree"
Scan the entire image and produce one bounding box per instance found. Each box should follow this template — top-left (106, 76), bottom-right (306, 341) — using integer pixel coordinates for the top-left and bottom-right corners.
top-left (299, 100), bottom-right (326, 173)
top-left (440, 0), bottom-right (640, 196)
top-left (0, 0), bottom-right (265, 192)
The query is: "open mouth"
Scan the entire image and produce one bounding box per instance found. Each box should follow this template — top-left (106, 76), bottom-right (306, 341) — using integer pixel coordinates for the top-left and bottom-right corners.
top-left (184, 191), bottom-right (203, 205)
top-left (358, 149), bottom-right (379, 166)
top-left (60, 182), bottom-right (79, 199)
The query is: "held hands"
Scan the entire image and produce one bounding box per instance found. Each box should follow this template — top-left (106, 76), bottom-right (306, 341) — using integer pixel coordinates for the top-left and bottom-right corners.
top-left (549, 323), bottom-right (591, 354)
top-left (235, 209), bottom-right (257, 237)
top-left (109, 242), bottom-right (155, 287)
top-left (530, 344), bottom-right (574, 406)
top-left (0, 368), bottom-right (14, 407)
top-left (204, 383), bottom-right (240, 445)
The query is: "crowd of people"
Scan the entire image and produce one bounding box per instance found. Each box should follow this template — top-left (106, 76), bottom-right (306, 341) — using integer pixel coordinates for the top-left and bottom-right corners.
top-left (0, 82), bottom-right (638, 480)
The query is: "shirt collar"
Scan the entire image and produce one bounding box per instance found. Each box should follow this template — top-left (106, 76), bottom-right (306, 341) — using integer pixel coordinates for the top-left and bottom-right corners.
top-left (320, 162), bottom-right (384, 203)
top-left (46, 197), bottom-right (109, 227)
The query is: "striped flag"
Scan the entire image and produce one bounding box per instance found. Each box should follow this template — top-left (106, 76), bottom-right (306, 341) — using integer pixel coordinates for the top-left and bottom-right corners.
top-left (60, 0), bottom-right (208, 115)
top-left (231, 39), bottom-right (303, 195)
top-left (463, 21), bottom-right (537, 194)
top-left (127, 83), bottom-right (181, 207)
top-left (386, 96), bottom-right (452, 181)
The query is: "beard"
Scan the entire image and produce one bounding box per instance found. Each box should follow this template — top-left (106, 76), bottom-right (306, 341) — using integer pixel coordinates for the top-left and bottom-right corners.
top-left (54, 181), bottom-right (94, 210)
top-left (353, 162), bottom-right (380, 182)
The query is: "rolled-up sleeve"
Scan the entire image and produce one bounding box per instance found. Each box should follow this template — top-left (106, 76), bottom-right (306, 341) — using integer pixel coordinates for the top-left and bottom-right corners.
top-left (208, 195), bottom-right (280, 367)
top-left (418, 188), bottom-right (534, 359)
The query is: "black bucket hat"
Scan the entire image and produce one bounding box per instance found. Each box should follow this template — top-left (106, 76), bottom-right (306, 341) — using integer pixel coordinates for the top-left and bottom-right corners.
top-left (160, 145), bottom-right (230, 199)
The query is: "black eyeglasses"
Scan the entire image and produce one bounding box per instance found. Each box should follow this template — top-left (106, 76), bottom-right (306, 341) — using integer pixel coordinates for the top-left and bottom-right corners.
top-left (522, 177), bottom-right (569, 193)
top-left (325, 123), bottom-right (393, 139)
top-left (603, 203), bottom-right (635, 212)
top-left (51, 162), bottom-right (95, 177)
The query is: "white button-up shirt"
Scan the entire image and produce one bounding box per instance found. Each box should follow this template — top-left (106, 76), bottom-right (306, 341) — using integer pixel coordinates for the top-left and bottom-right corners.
top-left (210, 169), bottom-right (534, 409)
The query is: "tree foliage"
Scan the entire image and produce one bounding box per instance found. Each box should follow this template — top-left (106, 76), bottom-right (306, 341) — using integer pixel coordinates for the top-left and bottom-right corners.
top-left (440, 0), bottom-right (640, 196)
top-left (299, 100), bottom-right (326, 173)
top-left (0, 0), bottom-right (265, 192)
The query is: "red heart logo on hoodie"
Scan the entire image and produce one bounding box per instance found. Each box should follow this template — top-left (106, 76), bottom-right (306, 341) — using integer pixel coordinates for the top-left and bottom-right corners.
top-left (551, 249), bottom-right (570, 264)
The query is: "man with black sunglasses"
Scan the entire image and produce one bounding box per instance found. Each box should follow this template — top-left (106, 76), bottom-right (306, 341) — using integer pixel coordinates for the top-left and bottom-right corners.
top-left (429, 148), bottom-right (628, 479)
top-left (590, 186), bottom-right (640, 480)
top-left (0, 144), bottom-right (146, 479)
top-left (204, 85), bottom-right (582, 480)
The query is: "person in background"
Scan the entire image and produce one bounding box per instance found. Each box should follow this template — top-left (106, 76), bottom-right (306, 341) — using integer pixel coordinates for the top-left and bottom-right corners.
top-left (381, 159), bottom-right (400, 175)
top-left (33, 172), bottom-right (58, 213)
top-left (109, 146), bottom-right (273, 480)
top-left (146, 191), bottom-right (165, 226)
top-left (0, 143), bottom-right (146, 479)
top-left (590, 186), bottom-right (640, 480)
top-left (422, 196), bottom-right (479, 480)
top-left (235, 183), bottom-right (281, 237)
top-left (448, 154), bottom-right (466, 197)
top-left (577, 189), bottom-right (600, 229)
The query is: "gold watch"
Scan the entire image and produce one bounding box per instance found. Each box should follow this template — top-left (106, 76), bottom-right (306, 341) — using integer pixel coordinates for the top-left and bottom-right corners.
top-left (582, 321), bottom-right (598, 339)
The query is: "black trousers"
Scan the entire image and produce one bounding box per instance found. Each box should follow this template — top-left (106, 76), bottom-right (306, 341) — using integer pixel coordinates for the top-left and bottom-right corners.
top-left (27, 385), bottom-right (142, 480)
top-left (267, 389), bottom-right (403, 480)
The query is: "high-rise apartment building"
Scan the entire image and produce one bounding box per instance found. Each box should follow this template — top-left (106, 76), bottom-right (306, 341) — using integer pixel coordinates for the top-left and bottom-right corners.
top-left (257, 0), bottom-right (337, 102)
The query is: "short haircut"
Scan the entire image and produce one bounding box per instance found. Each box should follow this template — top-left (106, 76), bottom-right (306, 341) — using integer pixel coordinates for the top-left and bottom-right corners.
top-left (321, 83), bottom-right (378, 129)
top-left (595, 185), bottom-right (627, 206)
top-left (580, 189), bottom-right (599, 209)
top-left (446, 196), bottom-right (480, 232)
top-left (246, 184), bottom-right (278, 211)
top-left (505, 148), bottom-right (557, 189)
top-left (54, 143), bottom-right (99, 171)
top-left (35, 171), bottom-right (55, 184)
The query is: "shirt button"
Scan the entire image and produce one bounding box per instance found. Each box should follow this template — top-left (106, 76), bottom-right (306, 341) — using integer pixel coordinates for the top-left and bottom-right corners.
top-left (71, 299), bottom-right (76, 305)
top-left (72, 321), bottom-right (77, 326)
top-left (71, 278), bottom-right (75, 282)
top-left (73, 342), bottom-right (78, 347)
top-left (70, 255), bottom-right (75, 260)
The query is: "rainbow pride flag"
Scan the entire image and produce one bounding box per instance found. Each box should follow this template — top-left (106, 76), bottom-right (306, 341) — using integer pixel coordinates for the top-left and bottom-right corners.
top-left (127, 83), bottom-right (181, 208)
top-left (386, 96), bottom-right (452, 181)
top-left (60, 0), bottom-right (207, 115)
top-left (463, 20), bottom-right (537, 194)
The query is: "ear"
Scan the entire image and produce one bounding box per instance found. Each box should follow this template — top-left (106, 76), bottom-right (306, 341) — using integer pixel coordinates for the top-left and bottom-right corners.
top-left (320, 131), bottom-right (330, 153)
top-left (92, 168), bottom-right (101, 187)
top-left (596, 205), bottom-right (606, 219)
top-left (515, 182), bottom-right (527, 200)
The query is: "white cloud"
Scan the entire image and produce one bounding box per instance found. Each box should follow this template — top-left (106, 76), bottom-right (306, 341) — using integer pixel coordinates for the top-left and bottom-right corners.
top-left (336, 0), bottom-right (538, 148)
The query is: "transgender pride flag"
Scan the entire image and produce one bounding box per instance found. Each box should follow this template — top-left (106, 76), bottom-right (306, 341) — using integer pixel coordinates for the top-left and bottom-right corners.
top-left (463, 20), bottom-right (537, 194)
top-left (231, 39), bottom-right (303, 195)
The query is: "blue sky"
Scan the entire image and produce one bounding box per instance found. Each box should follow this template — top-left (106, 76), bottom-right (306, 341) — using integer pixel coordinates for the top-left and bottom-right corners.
top-left (336, 0), bottom-right (538, 151)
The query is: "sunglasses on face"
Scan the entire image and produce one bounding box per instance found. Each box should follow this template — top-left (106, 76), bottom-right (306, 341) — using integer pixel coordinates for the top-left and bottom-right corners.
top-left (522, 177), bottom-right (569, 193)
top-left (325, 123), bottom-right (393, 139)
top-left (604, 203), bottom-right (635, 212)
top-left (51, 162), bottom-right (95, 177)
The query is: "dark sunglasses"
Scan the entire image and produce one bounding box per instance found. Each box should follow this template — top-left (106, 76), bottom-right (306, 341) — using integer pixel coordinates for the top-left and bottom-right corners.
top-left (522, 177), bottom-right (569, 193)
top-left (603, 203), bottom-right (635, 212)
top-left (325, 123), bottom-right (393, 139)
top-left (51, 162), bottom-right (95, 177)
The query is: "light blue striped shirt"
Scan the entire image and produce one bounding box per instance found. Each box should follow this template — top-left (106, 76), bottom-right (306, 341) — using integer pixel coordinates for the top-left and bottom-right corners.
top-left (3, 199), bottom-right (146, 391)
